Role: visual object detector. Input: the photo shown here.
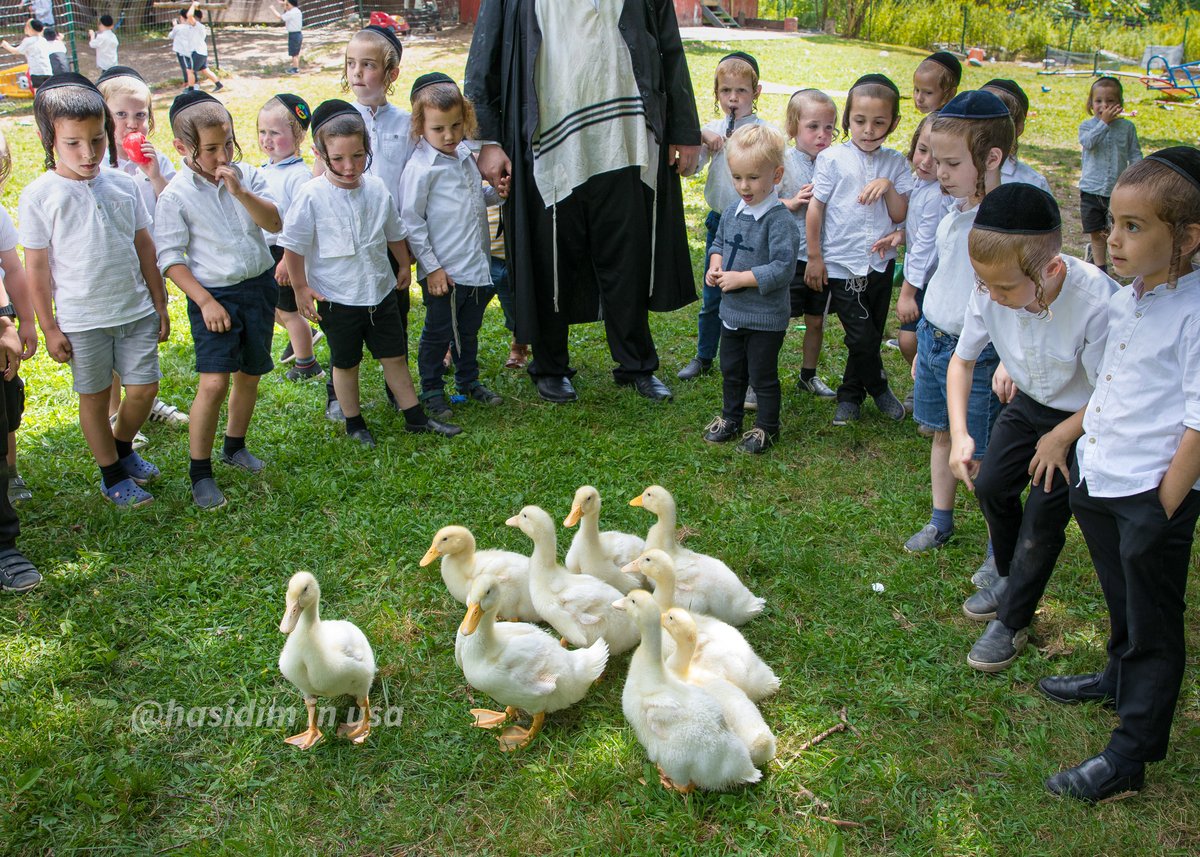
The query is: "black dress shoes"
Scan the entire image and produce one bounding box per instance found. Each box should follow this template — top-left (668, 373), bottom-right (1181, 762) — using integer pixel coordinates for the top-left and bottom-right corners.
top-left (1037, 673), bottom-right (1116, 709)
top-left (619, 374), bottom-right (673, 402)
top-left (533, 375), bottom-right (578, 403)
top-left (677, 357), bottom-right (712, 381)
top-left (1046, 753), bottom-right (1144, 803)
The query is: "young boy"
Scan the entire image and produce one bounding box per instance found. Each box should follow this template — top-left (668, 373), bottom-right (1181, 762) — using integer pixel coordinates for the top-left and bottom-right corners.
top-left (0, 19), bottom-right (52, 90)
top-left (88, 15), bottom-right (119, 72)
top-left (271, 0), bottom-right (303, 75)
top-left (701, 124), bottom-right (798, 454)
top-left (0, 267), bottom-right (39, 592)
top-left (169, 4), bottom-right (196, 91)
top-left (190, 8), bottom-right (222, 92)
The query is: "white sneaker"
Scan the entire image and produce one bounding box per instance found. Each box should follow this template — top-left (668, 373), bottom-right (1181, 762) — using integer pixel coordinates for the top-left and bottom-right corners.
top-left (149, 399), bottom-right (189, 425)
top-left (109, 413), bottom-right (148, 450)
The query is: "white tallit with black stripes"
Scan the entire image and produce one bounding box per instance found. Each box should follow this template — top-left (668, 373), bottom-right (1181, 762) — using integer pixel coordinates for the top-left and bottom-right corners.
top-left (532, 0), bottom-right (659, 209)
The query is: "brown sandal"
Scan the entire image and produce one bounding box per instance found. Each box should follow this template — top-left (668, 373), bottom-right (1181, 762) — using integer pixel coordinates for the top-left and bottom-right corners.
top-left (505, 342), bottom-right (530, 370)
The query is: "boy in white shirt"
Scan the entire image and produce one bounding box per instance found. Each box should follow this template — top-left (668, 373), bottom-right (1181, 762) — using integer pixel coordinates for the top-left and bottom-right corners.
top-left (88, 15), bottom-right (119, 72)
top-left (169, 5), bottom-right (196, 91)
top-left (1, 19), bottom-right (52, 90)
top-left (190, 8), bottom-right (222, 92)
top-left (271, 0), bottom-right (303, 74)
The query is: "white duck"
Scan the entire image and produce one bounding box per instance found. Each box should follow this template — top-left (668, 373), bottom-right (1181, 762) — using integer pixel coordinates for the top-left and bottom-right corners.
top-left (455, 573), bottom-right (608, 751)
top-left (278, 571), bottom-right (376, 749)
top-left (507, 505), bottom-right (640, 655)
top-left (630, 485), bottom-right (765, 626)
top-left (614, 589), bottom-right (761, 793)
top-left (563, 485), bottom-right (647, 594)
top-left (420, 525), bottom-right (539, 622)
top-left (625, 549), bottom-right (779, 701)
top-left (661, 608), bottom-right (776, 767)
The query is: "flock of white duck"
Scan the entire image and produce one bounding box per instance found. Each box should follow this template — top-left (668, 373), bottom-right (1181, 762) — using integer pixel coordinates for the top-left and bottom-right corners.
top-left (277, 485), bottom-right (779, 793)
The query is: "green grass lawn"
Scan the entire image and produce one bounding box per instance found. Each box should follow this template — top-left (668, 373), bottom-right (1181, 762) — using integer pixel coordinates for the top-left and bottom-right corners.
top-left (1, 27), bottom-right (1197, 856)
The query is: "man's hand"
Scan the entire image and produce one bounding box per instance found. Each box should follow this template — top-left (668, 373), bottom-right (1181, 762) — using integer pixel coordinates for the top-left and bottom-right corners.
top-left (477, 144), bottom-right (512, 191)
top-left (669, 144), bottom-right (700, 177)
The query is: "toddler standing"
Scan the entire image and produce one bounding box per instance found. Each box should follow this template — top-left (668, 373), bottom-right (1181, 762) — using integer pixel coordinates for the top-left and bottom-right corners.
top-left (88, 15), bottom-right (119, 72)
top-left (1078, 76), bottom-right (1142, 272)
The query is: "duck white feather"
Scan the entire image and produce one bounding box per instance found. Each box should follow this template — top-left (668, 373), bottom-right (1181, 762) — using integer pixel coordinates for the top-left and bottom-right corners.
top-left (563, 485), bottom-right (647, 593)
top-left (420, 525), bottom-right (539, 622)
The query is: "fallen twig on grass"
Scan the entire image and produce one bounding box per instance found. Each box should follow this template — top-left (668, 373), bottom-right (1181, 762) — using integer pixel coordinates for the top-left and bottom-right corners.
top-left (814, 815), bottom-right (864, 829)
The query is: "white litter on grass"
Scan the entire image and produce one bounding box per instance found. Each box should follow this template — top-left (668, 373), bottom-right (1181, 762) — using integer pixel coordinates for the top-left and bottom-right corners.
top-left (872, 582), bottom-right (885, 593)
top-left (879, 50), bottom-right (889, 57)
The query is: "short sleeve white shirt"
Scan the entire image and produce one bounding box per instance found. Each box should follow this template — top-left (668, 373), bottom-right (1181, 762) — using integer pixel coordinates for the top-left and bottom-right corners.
top-left (170, 23), bottom-right (191, 55)
top-left (260, 156), bottom-right (310, 246)
top-left (154, 162), bottom-right (275, 289)
top-left (0, 207), bottom-right (18, 280)
top-left (903, 177), bottom-right (951, 288)
top-left (278, 174), bottom-right (406, 307)
top-left (18, 36), bottom-right (51, 76)
top-left (190, 22), bottom-right (209, 56)
top-left (18, 170), bottom-right (154, 332)
top-left (919, 200), bottom-right (978, 336)
top-left (1000, 157), bottom-right (1051, 195)
top-left (956, 255), bottom-right (1117, 411)
top-left (89, 29), bottom-right (119, 70)
top-left (106, 152), bottom-right (176, 222)
top-left (810, 142), bottom-right (913, 279)
top-left (1076, 267), bottom-right (1200, 497)
top-left (353, 101), bottom-right (415, 212)
top-left (281, 7), bottom-right (303, 31)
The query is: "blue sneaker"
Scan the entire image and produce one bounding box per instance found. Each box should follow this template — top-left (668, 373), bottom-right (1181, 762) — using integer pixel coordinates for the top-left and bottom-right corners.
top-left (102, 477), bottom-right (154, 508)
top-left (120, 451), bottom-right (161, 485)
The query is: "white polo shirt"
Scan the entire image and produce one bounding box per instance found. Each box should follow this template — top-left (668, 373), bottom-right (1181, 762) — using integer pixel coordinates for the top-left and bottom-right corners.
top-left (18, 170), bottom-right (155, 332)
top-left (18, 36), bottom-right (51, 77)
top-left (353, 101), bottom-right (415, 212)
top-left (281, 6), bottom-right (303, 31)
top-left (903, 177), bottom-right (951, 288)
top-left (956, 255), bottom-right (1117, 411)
top-left (278, 173), bottom-right (406, 307)
top-left (154, 162), bottom-right (275, 289)
top-left (107, 152), bottom-right (176, 221)
top-left (260, 155), bottom-right (310, 246)
top-left (1076, 267), bottom-right (1200, 497)
top-left (919, 200), bottom-right (978, 336)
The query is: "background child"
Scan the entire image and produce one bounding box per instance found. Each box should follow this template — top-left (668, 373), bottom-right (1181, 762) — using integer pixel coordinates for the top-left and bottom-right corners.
top-left (906, 90), bottom-right (1013, 561)
top-left (948, 183), bottom-right (1116, 672)
top-left (780, 87), bottom-right (837, 399)
top-left (88, 15), bottom-right (119, 72)
top-left (805, 73), bottom-right (911, 426)
top-left (702, 124), bottom-right (797, 454)
top-left (43, 28), bottom-right (67, 76)
top-left (257, 92), bottom-right (323, 382)
top-left (282, 99), bottom-right (459, 447)
top-left (98, 65), bottom-right (190, 435)
top-left (1044, 147), bottom-right (1200, 804)
top-left (189, 9), bottom-right (222, 92)
top-left (1, 19), bottom-right (51, 91)
top-left (169, 4), bottom-right (196, 91)
top-left (981, 78), bottom-right (1052, 195)
top-left (678, 51), bottom-right (766, 384)
top-left (912, 50), bottom-right (961, 114)
top-left (401, 73), bottom-right (502, 420)
top-left (271, 0), bottom-right (303, 74)
top-left (1078, 76), bottom-right (1142, 272)
top-left (20, 74), bottom-right (169, 507)
top-left (0, 264), bottom-right (38, 593)
top-left (154, 91), bottom-right (281, 509)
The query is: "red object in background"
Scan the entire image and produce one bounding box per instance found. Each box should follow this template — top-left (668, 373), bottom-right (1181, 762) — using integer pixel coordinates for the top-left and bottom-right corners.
top-left (122, 132), bottom-right (149, 165)
top-left (369, 11), bottom-right (410, 35)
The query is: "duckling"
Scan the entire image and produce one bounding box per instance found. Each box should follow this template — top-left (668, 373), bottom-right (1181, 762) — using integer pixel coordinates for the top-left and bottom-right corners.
top-left (613, 590), bottom-right (761, 793)
top-left (420, 525), bottom-right (539, 622)
top-left (456, 574), bottom-right (608, 751)
top-left (507, 505), bottom-right (640, 655)
top-left (563, 485), bottom-right (647, 593)
top-left (625, 549), bottom-right (779, 701)
top-left (278, 571), bottom-right (376, 749)
top-left (661, 608), bottom-right (776, 766)
top-left (630, 486), bottom-right (765, 626)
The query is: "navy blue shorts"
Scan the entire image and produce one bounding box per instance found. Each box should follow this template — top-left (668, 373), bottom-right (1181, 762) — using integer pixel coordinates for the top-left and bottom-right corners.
top-left (191, 51), bottom-right (208, 71)
top-left (187, 269), bottom-right (277, 376)
top-left (788, 260), bottom-right (832, 318)
top-left (287, 31), bottom-right (302, 57)
top-left (318, 290), bottom-right (408, 370)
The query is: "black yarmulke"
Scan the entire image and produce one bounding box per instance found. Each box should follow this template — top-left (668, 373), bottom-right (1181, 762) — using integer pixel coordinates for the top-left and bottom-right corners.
top-left (363, 23), bottom-right (403, 61)
top-left (410, 72), bottom-right (456, 102)
top-left (720, 51), bottom-right (759, 78)
top-left (925, 51), bottom-right (962, 85)
top-left (1146, 146), bottom-right (1200, 191)
top-left (96, 65), bottom-right (145, 85)
top-left (274, 93), bottom-right (311, 131)
top-left (974, 183), bottom-right (1061, 235)
top-left (940, 90), bottom-right (1010, 120)
top-left (33, 72), bottom-right (101, 99)
top-left (851, 73), bottom-right (899, 96)
top-left (983, 78), bottom-right (1029, 113)
top-left (310, 99), bottom-right (361, 135)
top-left (168, 89), bottom-right (221, 126)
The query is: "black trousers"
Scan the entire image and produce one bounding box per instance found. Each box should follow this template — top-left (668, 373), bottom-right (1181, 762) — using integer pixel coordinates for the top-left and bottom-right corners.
top-left (526, 167), bottom-right (659, 382)
top-left (1069, 468), bottom-right (1200, 762)
top-left (973, 392), bottom-right (1076, 629)
top-left (0, 376), bottom-right (21, 550)
top-left (720, 325), bottom-right (785, 433)
top-left (826, 262), bottom-right (894, 404)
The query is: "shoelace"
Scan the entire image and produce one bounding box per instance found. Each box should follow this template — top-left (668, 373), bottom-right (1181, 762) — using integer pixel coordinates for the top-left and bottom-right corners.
top-left (742, 427), bottom-right (768, 445)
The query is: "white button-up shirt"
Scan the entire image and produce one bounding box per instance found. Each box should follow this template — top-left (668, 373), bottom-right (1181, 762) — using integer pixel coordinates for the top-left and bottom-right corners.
top-left (780, 146), bottom-right (817, 260)
top-left (999, 157), bottom-right (1051, 195)
top-left (278, 173), bottom-right (406, 307)
top-left (399, 139), bottom-right (498, 285)
top-left (1076, 267), bottom-right (1200, 497)
top-left (698, 113), bottom-right (770, 214)
top-left (810, 141), bottom-right (912, 279)
top-left (260, 155), bottom-right (310, 246)
top-left (154, 162), bottom-right (275, 289)
top-left (903, 177), bottom-right (951, 288)
top-left (353, 101), bottom-right (415, 212)
top-left (956, 255), bottom-right (1117, 411)
top-left (919, 200), bottom-right (978, 336)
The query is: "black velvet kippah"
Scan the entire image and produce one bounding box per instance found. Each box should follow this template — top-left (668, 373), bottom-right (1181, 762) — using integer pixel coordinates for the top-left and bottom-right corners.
top-left (720, 51), bottom-right (759, 78)
top-left (363, 24), bottom-right (403, 60)
top-left (1146, 146), bottom-right (1200, 191)
top-left (33, 72), bottom-right (101, 99)
top-left (310, 99), bottom-right (361, 135)
top-left (983, 78), bottom-right (1029, 113)
top-left (96, 65), bottom-right (145, 85)
top-left (274, 93), bottom-right (311, 131)
top-left (851, 73), bottom-right (899, 96)
top-left (410, 72), bottom-right (457, 102)
top-left (168, 89), bottom-right (221, 125)
top-left (925, 51), bottom-right (962, 84)
top-left (974, 183), bottom-right (1061, 235)
top-left (939, 90), bottom-right (1009, 120)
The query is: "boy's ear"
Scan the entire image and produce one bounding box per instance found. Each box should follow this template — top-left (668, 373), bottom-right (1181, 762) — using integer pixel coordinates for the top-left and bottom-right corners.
top-left (773, 164), bottom-right (785, 185)
top-left (1181, 223), bottom-right (1200, 260)
top-left (753, 84), bottom-right (763, 99)
top-left (985, 146), bottom-right (1005, 172)
top-left (172, 138), bottom-right (189, 159)
top-left (387, 66), bottom-right (400, 84)
top-left (1044, 253), bottom-right (1066, 281)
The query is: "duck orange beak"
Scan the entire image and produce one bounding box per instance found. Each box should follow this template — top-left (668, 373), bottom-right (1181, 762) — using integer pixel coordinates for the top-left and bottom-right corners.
top-left (629, 495), bottom-right (644, 507)
top-left (563, 504), bottom-right (583, 527)
top-left (505, 514), bottom-right (520, 527)
top-left (419, 544), bottom-right (440, 567)
top-left (459, 603), bottom-right (483, 635)
top-left (279, 601), bottom-right (301, 634)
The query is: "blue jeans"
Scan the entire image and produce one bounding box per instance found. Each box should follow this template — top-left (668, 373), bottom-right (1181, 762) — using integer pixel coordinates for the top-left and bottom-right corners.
top-left (697, 210), bottom-right (722, 361)
top-left (490, 256), bottom-right (516, 333)
top-left (913, 318), bottom-right (1001, 453)
top-left (417, 282), bottom-right (496, 396)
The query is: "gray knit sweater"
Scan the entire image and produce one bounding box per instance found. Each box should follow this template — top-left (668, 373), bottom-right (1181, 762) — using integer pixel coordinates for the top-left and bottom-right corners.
top-left (708, 200), bottom-right (799, 331)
